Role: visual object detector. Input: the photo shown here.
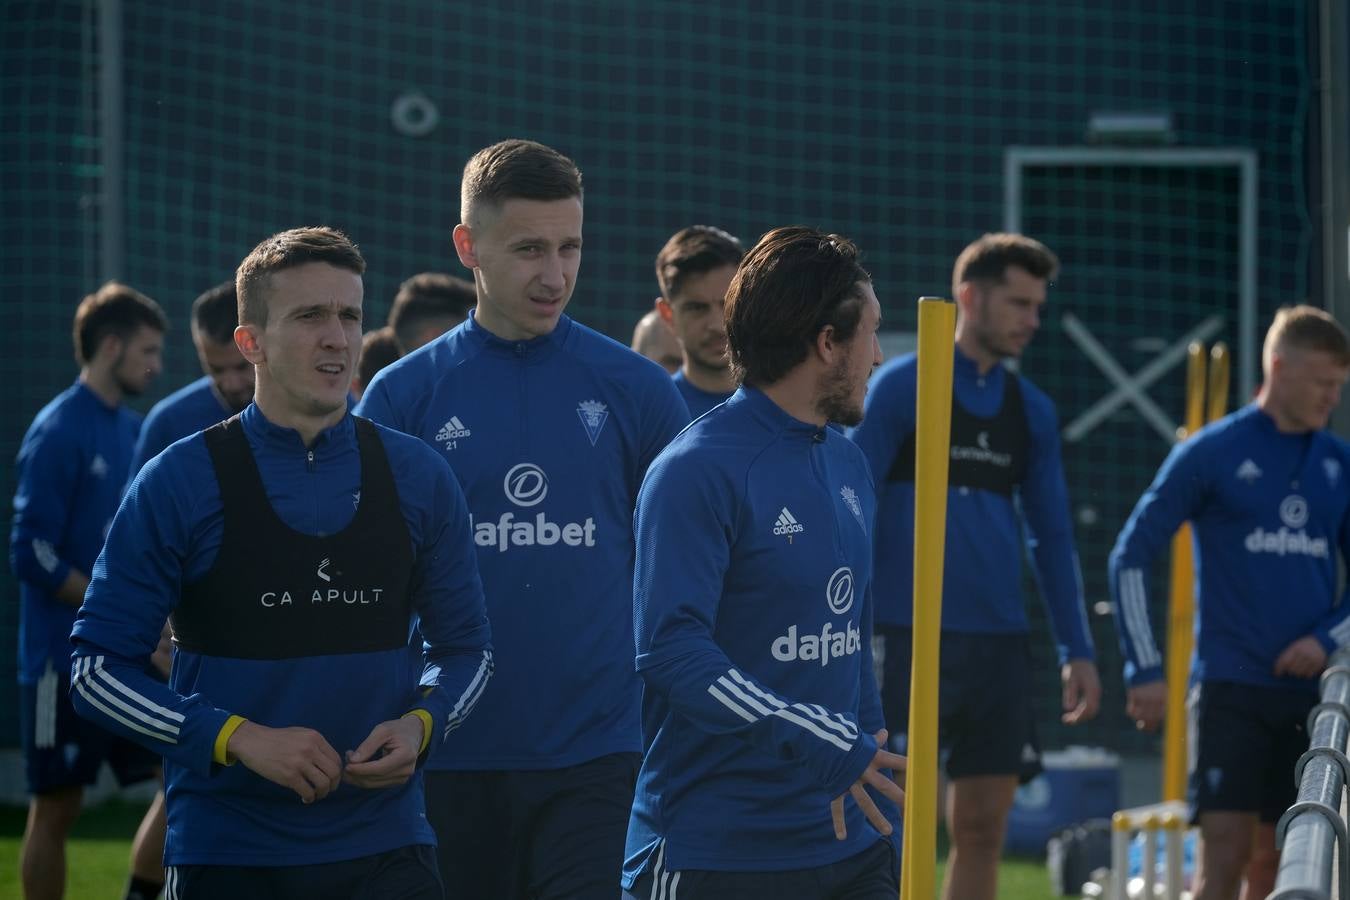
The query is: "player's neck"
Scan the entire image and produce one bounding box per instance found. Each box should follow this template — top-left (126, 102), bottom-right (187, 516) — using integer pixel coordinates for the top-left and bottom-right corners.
top-left (757, 369), bottom-right (828, 427)
top-left (252, 387), bottom-right (345, 447)
top-left (681, 359), bottom-right (735, 394)
top-left (1255, 389), bottom-right (1312, 434)
top-left (953, 330), bottom-right (1001, 375)
top-left (78, 366), bottom-right (123, 409)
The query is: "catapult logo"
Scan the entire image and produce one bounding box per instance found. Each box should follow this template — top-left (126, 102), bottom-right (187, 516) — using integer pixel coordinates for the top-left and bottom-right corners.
top-left (257, 556), bottom-right (387, 608)
top-left (770, 566), bottom-right (862, 667)
top-left (1244, 494), bottom-right (1329, 559)
top-left (472, 462), bottom-right (597, 553)
top-left (950, 430), bottom-right (1012, 467)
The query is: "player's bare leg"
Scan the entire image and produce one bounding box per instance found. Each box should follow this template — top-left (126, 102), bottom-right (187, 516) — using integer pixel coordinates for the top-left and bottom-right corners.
top-left (126, 786), bottom-right (167, 899)
top-left (941, 774), bottom-right (1016, 900)
top-left (20, 786), bottom-right (82, 900)
top-left (1238, 821), bottom-right (1277, 900)
top-left (1194, 811), bottom-right (1256, 900)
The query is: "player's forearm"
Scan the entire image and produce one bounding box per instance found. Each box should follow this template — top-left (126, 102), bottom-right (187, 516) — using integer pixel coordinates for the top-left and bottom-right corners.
top-left (1030, 541), bottom-right (1094, 662)
top-left (69, 645), bottom-right (233, 776)
top-left (640, 648), bottom-right (877, 795)
top-left (413, 645), bottom-right (494, 750)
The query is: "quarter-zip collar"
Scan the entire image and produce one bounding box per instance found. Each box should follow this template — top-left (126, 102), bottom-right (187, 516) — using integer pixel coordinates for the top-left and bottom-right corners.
top-left (954, 344), bottom-right (1005, 390)
top-left (462, 309), bottom-right (571, 364)
top-left (728, 385), bottom-right (830, 444)
top-left (241, 402), bottom-right (354, 459)
top-left (72, 379), bottom-right (121, 414)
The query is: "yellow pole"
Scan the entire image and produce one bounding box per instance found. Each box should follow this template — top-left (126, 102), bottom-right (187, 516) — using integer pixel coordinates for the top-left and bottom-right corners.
top-left (1207, 344), bottom-right (1230, 424)
top-left (901, 297), bottom-right (956, 900)
top-left (1162, 342), bottom-right (1207, 802)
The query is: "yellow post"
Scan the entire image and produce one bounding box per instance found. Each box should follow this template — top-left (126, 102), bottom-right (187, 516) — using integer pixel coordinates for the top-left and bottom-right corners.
top-left (1162, 343), bottom-right (1208, 802)
top-left (901, 298), bottom-right (956, 900)
top-left (1207, 344), bottom-right (1230, 424)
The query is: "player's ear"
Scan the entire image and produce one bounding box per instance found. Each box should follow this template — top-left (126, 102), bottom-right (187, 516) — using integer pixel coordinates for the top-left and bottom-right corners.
top-left (234, 324), bottom-right (264, 364)
top-left (452, 224), bottom-right (478, 270)
top-left (656, 297), bottom-right (674, 325)
top-left (954, 281), bottom-right (976, 319)
top-left (814, 323), bottom-right (838, 365)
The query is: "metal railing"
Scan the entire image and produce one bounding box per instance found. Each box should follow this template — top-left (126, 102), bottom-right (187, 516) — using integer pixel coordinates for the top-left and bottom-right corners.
top-left (1270, 647), bottom-right (1350, 899)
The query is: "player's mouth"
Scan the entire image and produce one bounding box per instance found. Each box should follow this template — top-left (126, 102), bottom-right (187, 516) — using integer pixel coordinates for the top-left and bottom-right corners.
top-left (530, 295), bottom-right (563, 310)
top-left (315, 362), bottom-right (346, 377)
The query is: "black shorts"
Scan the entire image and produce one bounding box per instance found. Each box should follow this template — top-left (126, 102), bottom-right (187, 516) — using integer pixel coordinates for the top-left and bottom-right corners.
top-left (163, 844), bottom-right (440, 900)
top-left (624, 839), bottom-right (896, 900)
top-left (426, 751), bottom-right (640, 900)
top-left (20, 669), bottom-right (160, 795)
top-left (877, 625), bottom-right (1041, 783)
top-left (1188, 680), bottom-right (1316, 823)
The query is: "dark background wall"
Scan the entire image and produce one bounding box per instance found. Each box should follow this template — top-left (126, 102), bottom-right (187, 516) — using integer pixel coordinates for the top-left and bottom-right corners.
top-left (1, 0), bottom-right (1316, 751)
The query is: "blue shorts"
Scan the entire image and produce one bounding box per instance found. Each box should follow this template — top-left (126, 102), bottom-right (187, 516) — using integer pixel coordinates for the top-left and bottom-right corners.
top-left (1188, 680), bottom-right (1316, 823)
top-left (878, 625), bottom-right (1042, 783)
top-left (163, 844), bottom-right (440, 900)
top-left (19, 666), bottom-right (160, 795)
top-left (624, 839), bottom-right (895, 900)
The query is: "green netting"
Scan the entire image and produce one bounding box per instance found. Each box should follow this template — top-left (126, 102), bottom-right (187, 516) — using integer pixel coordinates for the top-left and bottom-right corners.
top-left (2, 0), bottom-right (1314, 751)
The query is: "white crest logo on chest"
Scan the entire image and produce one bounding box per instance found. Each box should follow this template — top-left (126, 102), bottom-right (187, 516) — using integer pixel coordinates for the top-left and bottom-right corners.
top-left (577, 400), bottom-right (609, 446)
top-left (1324, 458), bottom-right (1341, 488)
top-left (1235, 459), bottom-right (1262, 484)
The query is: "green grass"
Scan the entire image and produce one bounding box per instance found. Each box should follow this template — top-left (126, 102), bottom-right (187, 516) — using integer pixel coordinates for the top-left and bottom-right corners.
top-left (1, 802), bottom-right (1057, 898)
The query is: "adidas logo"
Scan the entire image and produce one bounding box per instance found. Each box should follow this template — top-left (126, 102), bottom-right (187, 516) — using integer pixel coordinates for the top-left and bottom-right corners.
top-left (1236, 459), bottom-right (1262, 483)
top-left (435, 416), bottom-right (472, 442)
top-left (89, 454), bottom-right (109, 479)
top-left (773, 507), bottom-right (804, 537)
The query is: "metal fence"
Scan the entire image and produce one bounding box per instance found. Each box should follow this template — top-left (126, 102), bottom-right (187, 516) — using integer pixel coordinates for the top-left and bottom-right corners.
top-left (1271, 647), bottom-right (1350, 900)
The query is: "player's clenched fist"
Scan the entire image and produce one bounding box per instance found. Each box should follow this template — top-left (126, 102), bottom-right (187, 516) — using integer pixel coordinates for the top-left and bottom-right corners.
top-left (226, 721), bottom-right (343, 804)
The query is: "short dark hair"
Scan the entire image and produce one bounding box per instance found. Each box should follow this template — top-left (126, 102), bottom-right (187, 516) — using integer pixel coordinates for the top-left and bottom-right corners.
top-left (725, 226), bottom-right (870, 387)
top-left (655, 226), bottom-right (745, 301)
top-left (460, 139), bottom-right (582, 224)
top-left (356, 326), bottom-right (402, 391)
top-left (72, 281), bottom-right (168, 365)
top-left (191, 281), bottom-right (238, 345)
top-left (387, 272), bottom-right (476, 352)
top-left (952, 232), bottom-right (1059, 299)
top-left (236, 226), bottom-right (366, 327)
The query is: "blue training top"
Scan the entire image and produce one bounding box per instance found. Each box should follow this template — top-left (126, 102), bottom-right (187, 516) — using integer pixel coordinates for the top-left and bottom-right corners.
top-left (356, 312), bottom-right (690, 770)
top-left (129, 375), bottom-right (233, 475)
top-left (10, 381), bottom-right (140, 685)
top-left (1110, 403), bottom-right (1350, 691)
top-left (672, 368), bottom-right (734, 420)
top-left (623, 386), bottom-right (896, 881)
top-left (848, 349), bottom-right (1094, 663)
top-left (70, 405), bottom-right (494, 866)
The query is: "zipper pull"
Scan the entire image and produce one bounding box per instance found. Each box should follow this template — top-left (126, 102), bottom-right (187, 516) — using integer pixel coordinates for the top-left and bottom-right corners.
top-left (307, 449), bottom-right (315, 472)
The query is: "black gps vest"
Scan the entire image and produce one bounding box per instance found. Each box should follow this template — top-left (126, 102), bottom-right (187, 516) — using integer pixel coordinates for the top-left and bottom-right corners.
top-left (888, 372), bottom-right (1030, 496)
top-left (173, 416), bottom-right (414, 659)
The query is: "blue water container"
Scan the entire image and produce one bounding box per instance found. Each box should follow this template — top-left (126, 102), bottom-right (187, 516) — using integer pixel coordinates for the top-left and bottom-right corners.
top-left (1004, 747), bottom-right (1121, 855)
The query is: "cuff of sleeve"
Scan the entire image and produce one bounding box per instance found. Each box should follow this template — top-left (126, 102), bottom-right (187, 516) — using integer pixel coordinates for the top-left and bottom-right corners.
top-left (822, 732), bottom-right (879, 798)
top-left (403, 709), bottom-right (433, 755)
top-left (213, 715), bottom-right (246, 766)
top-left (1126, 666), bottom-right (1165, 687)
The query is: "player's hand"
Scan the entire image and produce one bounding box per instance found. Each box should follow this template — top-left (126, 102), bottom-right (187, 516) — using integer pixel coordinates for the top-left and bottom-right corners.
top-left (1125, 681), bottom-right (1167, 732)
top-left (150, 619), bottom-right (173, 679)
top-left (830, 730), bottom-right (906, 841)
top-left (1274, 636), bottom-right (1328, 679)
top-left (342, 715), bottom-right (425, 789)
top-left (227, 721), bottom-right (343, 804)
top-left (1061, 658), bottom-right (1102, 725)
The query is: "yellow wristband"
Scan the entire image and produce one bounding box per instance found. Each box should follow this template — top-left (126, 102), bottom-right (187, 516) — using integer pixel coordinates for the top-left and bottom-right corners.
top-left (213, 715), bottom-right (247, 766)
top-left (404, 709), bottom-right (433, 755)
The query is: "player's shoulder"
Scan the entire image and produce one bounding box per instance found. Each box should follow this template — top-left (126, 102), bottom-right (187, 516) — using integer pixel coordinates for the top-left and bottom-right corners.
top-left (126, 429), bottom-right (214, 507)
top-left (364, 417), bottom-right (452, 474)
top-left (564, 318), bottom-right (676, 387)
top-left (142, 376), bottom-right (211, 423)
top-left (1011, 370), bottom-right (1060, 429)
top-left (20, 384), bottom-right (91, 449)
top-left (870, 352), bottom-right (918, 389)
